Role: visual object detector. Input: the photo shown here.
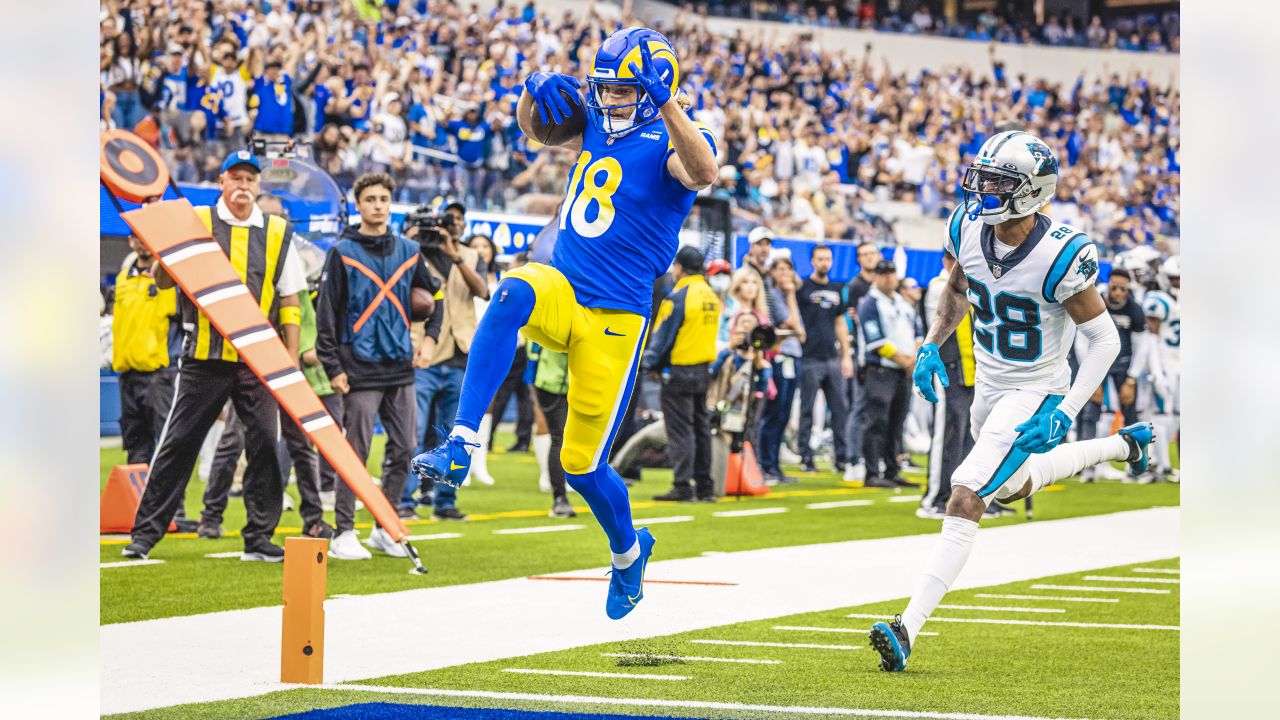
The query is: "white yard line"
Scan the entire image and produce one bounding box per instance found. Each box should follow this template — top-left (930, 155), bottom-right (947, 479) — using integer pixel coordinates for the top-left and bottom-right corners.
top-left (1083, 575), bottom-right (1180, 585)
top-left (806, 499), bottom-right (875, 509)
top-left (937, 604), bottom-right (1066, 614)
top-left (773, 625), bottom-right (866, 634)
top-left (100, 560), bottom-right (165, 569)
top-left (312, 684), bottom-right (1096, 720)
top-left (1132, 567), bottom-right (1180, 574)
top-left (602, 653), bottom-right (780, 665)
top-left (101, 507), bottom-right (1178, 715)
top-left (1032, 584), bottom-right (1169, 595)
top-left (846, 614), bottom-right (1178, 631)
top-left (712, 507), bottom-right (788, 518)
top-left (975, 594), bottom-right (1119, 604)
top-left (502, 668), bottom-right (687, 681)
top-left (204, 552), bottom-right (243, 559)
top-left (691, 639), bottom-right (861, 650)
top-left (406, 533), bottom-right (463, 541)
top-left (493, 525), bottom-right (584, 535)
top-left (632, 516), bottom-right (694, 525)
top-left (843, 628), bottom-right (940, 637)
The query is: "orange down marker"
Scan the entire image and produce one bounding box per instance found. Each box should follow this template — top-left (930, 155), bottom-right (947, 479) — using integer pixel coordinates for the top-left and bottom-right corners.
top-left (281, 537), bottom-right (327, 684)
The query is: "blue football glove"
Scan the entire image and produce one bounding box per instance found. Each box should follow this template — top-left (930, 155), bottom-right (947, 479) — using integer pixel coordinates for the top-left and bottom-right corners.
top-left (912, 343), bottom-right (949, 404)
top-left (1013, 405), bottom-right (1072, 454)
top-left (626, 42), bottom-right (673, 109)
top-left (524, 72), bottom-right (582, 125)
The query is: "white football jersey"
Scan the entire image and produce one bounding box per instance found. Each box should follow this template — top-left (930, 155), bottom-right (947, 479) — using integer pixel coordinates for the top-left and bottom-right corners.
top-left (1142, 290), bottom-right (1180, 372)
top-left (945, 204), bottom-right (1101, 390)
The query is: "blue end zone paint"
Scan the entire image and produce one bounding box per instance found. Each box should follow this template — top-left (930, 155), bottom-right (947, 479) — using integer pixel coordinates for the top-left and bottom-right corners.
top-left (271, 703), bottom-right (709, 720)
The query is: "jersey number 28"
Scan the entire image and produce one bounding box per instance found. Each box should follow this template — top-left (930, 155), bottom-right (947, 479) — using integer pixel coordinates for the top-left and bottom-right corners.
top-left (966, 276), bottom-right (1042, 362)
top-left (559, 151), bottom-right (623, 238)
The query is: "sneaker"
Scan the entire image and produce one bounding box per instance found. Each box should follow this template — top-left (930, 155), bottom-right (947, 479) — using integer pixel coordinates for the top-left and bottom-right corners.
top-left (888, 476), bottom-right (920, 489)
top-left (364, 527), bottom-right (409, 558)
top-left (412, 435), bottom-right (481, 489)
top-left (695, 494), bottom-right (719, 503)
top-left (432, 507), bottom-right (468, 522)
top-left (196, 521), bottom-right (222, 539)
top-left (762, 473), bottom-right (781, 487)
top-left (915, 505), bottom-right (945, 520)
top-left (507, 442), bottom-right (530, 453)
top-left (606, 527), bottom-right (656, 620)
top-left (984, 502), bottom-right (1016, 517)
top-left (800, 459), bottom-right (818, 473)
top-left (1079, 466), bottom-right (1096, 484)
top-left (843, 462), bottom-right (866, 483)
top-left (173, 517), bottom-right (200, 534)
top-left (1097, 462), bottom-right (1127, 480)
top-left (1118, 422), bottom-right (1156, 475)
top-left (869, 616), bottom-right (912, 672)
top-left (1164, 467), bottom-right (1181, 484)
top-left (398, 504), bottom-right (419, 520)
top-left (1134, 470), bottom-right (1160, 485)
top-left (303, 522), bottom-right (335, 540)
top-left (121, 542), bottom-right (150, 560)
top-left (329, 530), bottom-right (372, 560)
top-left (241, 540), bottom-right (285, 562)
top-left (653, 488), bottom-right (694, 502)
top-left (864, 476), bottom-right (895, 489)
top-left (549, 496), bottom-right (577, 518)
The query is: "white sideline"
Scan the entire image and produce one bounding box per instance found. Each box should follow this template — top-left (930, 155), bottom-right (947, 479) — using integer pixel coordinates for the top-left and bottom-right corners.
top-left (502, 668), bottom-right (687, 681)
top-left (310, 684), bottom-right (1096, 720)
top-left (406, 533), bottom-right (463, 541)
top-left (975, 594), bottom-right (1119, 604)
top-left (846, 614), bottom-right (1179, 631)
top-left (1132, 567), bottom-right (1179, 574)
top-left (100, 507), bottom-right (1178, 715)
top-left (712, 507), bottom-right (788, 517)
top-left (807, 499), bottom-right (874, 509)
top-left (888, 495), bottom-right (924, 503)
top-left (937, 604), bottom-right (1066, 614)
top-left (602, 652), bottom-right (780, 665)
top-left (100, 560), bottom-right (165, 569)
top-left (632, 515), bottom-right (694, 525)
top-left (1031, 584), bottom-right (1169, 595)
top-left (204, 552), bottom-right (244, 559)
top-left (691, 639), bottom-right (862, 650)
top-left (1082, 575), bottom-right (1180, 585)
top-left (493, 525), bottom-right (584, 535)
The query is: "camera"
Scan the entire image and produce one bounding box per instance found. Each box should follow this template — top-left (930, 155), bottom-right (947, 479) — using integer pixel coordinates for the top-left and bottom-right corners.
top-left (404, 205), bottom-right (453, 247)
top-left (737, 324), bottom-right (777, 352)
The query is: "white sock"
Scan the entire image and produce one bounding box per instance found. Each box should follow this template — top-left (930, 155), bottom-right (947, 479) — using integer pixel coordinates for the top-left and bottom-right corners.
top-left (1025, 435), bottom-right (1130, 494)
top-left (471, 415), bottom-right (495, 484)
top-left (450, 424), bottom-right (480, 450)
top-left (902, 516), bottom-right (978, 643)
top-left (533, 433), bottom-right (552, 492)
top-left (1152, 414), bottom-right (1173, 471)
top-left (612, 538), bottom-right (641, 570)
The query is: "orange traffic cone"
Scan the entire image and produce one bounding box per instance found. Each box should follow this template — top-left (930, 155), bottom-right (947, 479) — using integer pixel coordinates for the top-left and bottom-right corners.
top-left (100, 464), bottom-right (175, 533)
top-left (724, 442), bottom-right (770, 496)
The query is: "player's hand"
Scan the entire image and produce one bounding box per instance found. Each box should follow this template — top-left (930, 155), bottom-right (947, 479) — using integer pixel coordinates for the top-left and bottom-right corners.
top-left (330, 373), bottom-right (350, 394)
top-left (912, 343), bottom-right (948, 403)
top-left (1120, 376), bottom-right (1137, 405)
top-left (840, 355), bottom-right (854, 379)
top-left (1014, 405), bottom-right (1072, 454)
top-left (413, 338), bottom-right (436, 369)
top-left (626, 42), bottom-right (673, 109)
top-left (524, 72), bottom-right (582, 125)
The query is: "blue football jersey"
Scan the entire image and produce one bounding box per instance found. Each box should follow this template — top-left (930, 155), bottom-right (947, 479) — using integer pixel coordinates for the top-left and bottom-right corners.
top-left (550, 117), bottom-right (717, 317)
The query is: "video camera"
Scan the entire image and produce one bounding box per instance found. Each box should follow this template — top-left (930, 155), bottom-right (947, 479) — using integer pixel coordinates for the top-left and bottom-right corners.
top-left (404, 204), bottom-right (455, 249)
top-left (738, 324), bottom-right (778, 352)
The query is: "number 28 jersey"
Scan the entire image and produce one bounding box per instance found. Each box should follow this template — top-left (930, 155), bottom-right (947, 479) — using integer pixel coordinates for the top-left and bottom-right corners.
top-left (945, 204), bottom-right (1100, 391)
top-left (550, 117), bottom-right (718, 317)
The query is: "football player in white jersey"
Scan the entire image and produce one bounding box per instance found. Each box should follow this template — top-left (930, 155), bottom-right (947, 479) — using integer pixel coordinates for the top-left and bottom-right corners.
top-left (868, 131), bottom-right (1156, 672)
top-left (1140, 256), bottom-right (1180, 481)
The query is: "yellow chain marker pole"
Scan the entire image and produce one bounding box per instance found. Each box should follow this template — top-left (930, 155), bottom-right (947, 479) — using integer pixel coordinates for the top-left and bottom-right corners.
top-left (281, 537), bottom-right (327, 684)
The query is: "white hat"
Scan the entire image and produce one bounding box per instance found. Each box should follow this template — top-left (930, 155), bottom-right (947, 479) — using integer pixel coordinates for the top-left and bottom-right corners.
top-left (748, 226), bottom-right (774, 245)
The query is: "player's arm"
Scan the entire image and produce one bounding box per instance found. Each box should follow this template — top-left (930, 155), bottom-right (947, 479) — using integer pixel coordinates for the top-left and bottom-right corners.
top-left (922, 266), bottom-right (969, 347)
top-left (1057, 288), bottom-right (1120, 420)
top-left (517, 75), bottom-right (583, 153)
top-left (278, 292), bottom-right (301, 367)
top-left (662, 103), bottom-right (718, 191)
top-left (152, 263), bottom-right (176, 290)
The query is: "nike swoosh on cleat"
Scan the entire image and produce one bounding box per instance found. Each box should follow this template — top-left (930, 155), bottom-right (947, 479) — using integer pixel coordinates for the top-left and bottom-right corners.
top-left (604, 327), bottom-right (625, 337)
top-left (450, 461), bottom-right (465, 471)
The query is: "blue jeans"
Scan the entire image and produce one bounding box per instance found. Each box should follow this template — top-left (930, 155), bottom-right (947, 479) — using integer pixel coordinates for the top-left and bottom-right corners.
top-left (112, 90), bottom-right (145, 132)
top-left (401, 365), bottom-right (465, 510)
top-left (757, 355), bottom-right (799, 476)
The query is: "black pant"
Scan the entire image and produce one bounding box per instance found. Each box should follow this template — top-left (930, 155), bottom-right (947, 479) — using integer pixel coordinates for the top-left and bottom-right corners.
top-left (659, 364), bottom-right (713, 498)
top-left (335, 383), bottom-right (416, 533)
top-left (534, 388), bottom-right (570, 502)
top-left (203, 402), bottom-right (244, 525)
top-left (132, 359), bottom-right (283, 551)
top-left (860, 364), bottom-right (912, 481)
top-left (487, 352), bottom-right (533, 449)
top-left (1079, 368), bottom-right (1138, 442)
top-left (117, 368), bottom-right (178, 465)
top-left (924, 368), bottom-right (974, 512)
top-left (317, 392), bottom-right (344, 492)
top-left (796, 356), bottom-right (850, 465)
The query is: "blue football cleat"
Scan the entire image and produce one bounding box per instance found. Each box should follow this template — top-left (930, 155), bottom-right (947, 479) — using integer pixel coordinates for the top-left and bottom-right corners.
top-left (1118, 422), bottom-right (1156, 475)
top-left (869, 616), bottom-right (912, 672)
top-left (605, 527), bottom-right (656, 620)
top-left (411, 435), bottom-right (479, 489)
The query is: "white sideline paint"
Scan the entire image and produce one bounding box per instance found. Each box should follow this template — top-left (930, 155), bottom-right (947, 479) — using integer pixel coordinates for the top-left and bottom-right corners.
top-left (692, 639), bottom-right (861, 650)
top-left (633, 516), bottom-right (694, 525)
top-left (311, 684), bottom-right (1094, 720)
top-left (502, 668), bottom-right (688, 681)
top-left (100, 507), bottom-right (1178, 715)
top-left (603, 653), bottom-right (780, 665)
top-left (1132, 568), bottom-right (1180, 574)
top-left (406, 533), bottom-right (463, 541)
top-left (846, 614), bottom-right (1179, 631)
top-left (99, 560), bottom-right (165, 569)
top-left (712, 507), bottom-right (788, 518)
top-left (493, 525), bottom-right (584, 535)
top-left (1082, 575), bottom-right (1180, 585)
top-left (888, 495), bottom-right (924, 503)
top-left (976, 594), bottom-right (1119, 604)
top-left (807, 499), bottom-right (874, 509)
top-left (204, 552), bottom-right (244, 559)
top-left (937, 604), bottom-right (1066, 614)
top-left (1032, 584), bottom-right (1169, 595)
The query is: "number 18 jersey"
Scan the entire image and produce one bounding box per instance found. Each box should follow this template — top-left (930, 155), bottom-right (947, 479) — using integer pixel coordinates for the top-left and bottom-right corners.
top-left (945, 203), bottom-right (1101, 391)
top-left (550, 117), bottom-right (718, 317)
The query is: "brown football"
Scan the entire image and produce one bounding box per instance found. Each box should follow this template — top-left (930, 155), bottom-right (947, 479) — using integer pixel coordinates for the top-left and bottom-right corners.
top-left (529, 89), bottom-right (587, 146)
top-left (411, 287), bottom-right (433, 320)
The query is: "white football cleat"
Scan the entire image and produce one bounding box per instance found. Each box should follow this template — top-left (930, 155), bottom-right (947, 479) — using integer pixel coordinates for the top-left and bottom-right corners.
top-left (843, 462), bottom-right (866, 483)
top-left (328, 530), bottom-right (372, 560)
top-left (365, 527), bottom-right (408, 558)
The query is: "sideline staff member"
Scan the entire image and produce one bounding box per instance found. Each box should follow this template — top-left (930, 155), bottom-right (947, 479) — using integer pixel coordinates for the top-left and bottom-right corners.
top-left (122, 150), bottom-right (306, 562)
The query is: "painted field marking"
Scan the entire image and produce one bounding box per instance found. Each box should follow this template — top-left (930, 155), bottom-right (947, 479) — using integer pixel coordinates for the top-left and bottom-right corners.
top-left (204, 552), bottom-right (243, 559)
top-left (632, 516), bottom-right (694, 525)
top-left (100, 560), bottom-right (165, 569)
top-left (502, 668), bottom-right (688, 681)
top-left (1032, 584), bottom-right (1169, 595)
top-left (406, 533), bottom-right (463, 541)
top-left (976, 593), bottom-right (1119, 604)
top-left (938, 604), bottom-right (1066, 614)
top-left (690, 639), bottom-right (861, 651)
top-left (806, 500), bottom-right (874, 510)
top-left (1132, 568), bottom-right (1180, 575)
top-left (887, 496), bottom-right (924, 503)
top-left (493, 525), bottom-right (584, 535)
top-left (314, 683), bottom-right (1095, 720)
top-left (526, 576), bottom-right (737, 587)
top-left (602, 653), bottom-right (780, 665)
top-left (712, 507), bottom-right (788, 518)
top-left (846, 613), bottom-right (1178, 631)
top-left (842, 628), bottom-right (940, 637)
top-left (1083, 575), bottom-right (1180, 585)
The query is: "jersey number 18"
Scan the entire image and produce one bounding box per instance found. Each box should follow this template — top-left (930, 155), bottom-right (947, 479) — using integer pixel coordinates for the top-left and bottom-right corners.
top-left (559, 151), bottom-right (624, 238)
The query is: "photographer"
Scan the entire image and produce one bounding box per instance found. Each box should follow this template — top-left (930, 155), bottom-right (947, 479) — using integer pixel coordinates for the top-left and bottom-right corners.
top-left (402, 201), bottom-right (490, 521)
top-left (315, 173), bottom-right (441, 560)
top-left (708, 313), bottom-right (775, 457)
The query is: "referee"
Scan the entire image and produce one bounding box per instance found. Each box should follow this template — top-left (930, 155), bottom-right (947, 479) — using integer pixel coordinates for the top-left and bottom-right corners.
top-left (122, 150), bottom-right (306, 562)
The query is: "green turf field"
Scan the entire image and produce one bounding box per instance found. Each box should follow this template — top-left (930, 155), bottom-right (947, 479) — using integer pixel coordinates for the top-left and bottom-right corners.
top-left (100, 437), bottom-right (1179, 625)
top-left (105, 558), bottom-right (1179, 720)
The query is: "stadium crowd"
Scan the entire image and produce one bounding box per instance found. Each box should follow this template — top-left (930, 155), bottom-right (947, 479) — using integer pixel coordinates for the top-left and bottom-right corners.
top-left (100, 0), bottom-right (1179, 255)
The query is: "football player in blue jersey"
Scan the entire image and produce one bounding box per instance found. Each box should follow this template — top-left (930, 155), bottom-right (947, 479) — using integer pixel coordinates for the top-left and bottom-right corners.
top-left (412, 28), bottom-right (718, 620)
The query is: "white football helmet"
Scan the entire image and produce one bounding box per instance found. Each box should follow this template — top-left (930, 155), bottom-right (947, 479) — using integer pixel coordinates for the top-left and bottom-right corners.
top-left (962, 130), bottom-right (1059, 225)
top-left (1158, 255), bottom-right (1180, 298)
top-left (1114, 245), bottom-right (1161, 288)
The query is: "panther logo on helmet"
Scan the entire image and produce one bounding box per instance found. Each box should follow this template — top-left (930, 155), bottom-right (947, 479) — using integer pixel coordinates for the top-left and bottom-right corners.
top-left (960, 131), bottom-right (1060, 226)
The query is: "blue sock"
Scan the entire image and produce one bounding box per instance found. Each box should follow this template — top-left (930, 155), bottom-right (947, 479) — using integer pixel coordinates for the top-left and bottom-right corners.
top-left (565, 464), bottom-right (637, 554)
top-left (452, 278), bottom-right (535, 433)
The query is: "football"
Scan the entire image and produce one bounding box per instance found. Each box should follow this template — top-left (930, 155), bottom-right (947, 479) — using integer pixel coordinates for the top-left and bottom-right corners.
top-left (410, 287), bottom-right (433, 320)
top-left (529, 89), bottom-right (587, 146)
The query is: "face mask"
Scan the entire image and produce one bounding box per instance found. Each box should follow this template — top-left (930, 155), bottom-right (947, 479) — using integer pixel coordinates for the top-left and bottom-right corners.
top-left (709, 275), bottom-right (730, 294)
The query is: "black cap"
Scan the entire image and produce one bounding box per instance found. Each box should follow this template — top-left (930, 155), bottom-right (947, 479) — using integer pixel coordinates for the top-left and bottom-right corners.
top-left (873, 259), bottom-right (897, 274)
top-left (444, 200), bottom-right (466, 215)
top-left (675, 245), bottom-right (705, 274)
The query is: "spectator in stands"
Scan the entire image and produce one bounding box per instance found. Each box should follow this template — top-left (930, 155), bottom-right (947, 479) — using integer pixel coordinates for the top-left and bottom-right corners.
top-left (795, 244), bottom-right (853, 474)
top-left (856, 259), bottom-right (921, 489)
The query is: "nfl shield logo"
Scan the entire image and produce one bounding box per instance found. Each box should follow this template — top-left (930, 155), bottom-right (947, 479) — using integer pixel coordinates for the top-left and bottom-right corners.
top-left (991, 265), bottom-right (1003, 279)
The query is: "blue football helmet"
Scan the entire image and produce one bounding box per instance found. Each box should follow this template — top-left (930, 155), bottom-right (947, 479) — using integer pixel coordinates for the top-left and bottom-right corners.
top-left (585, 27), bottom-right (680, 139)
